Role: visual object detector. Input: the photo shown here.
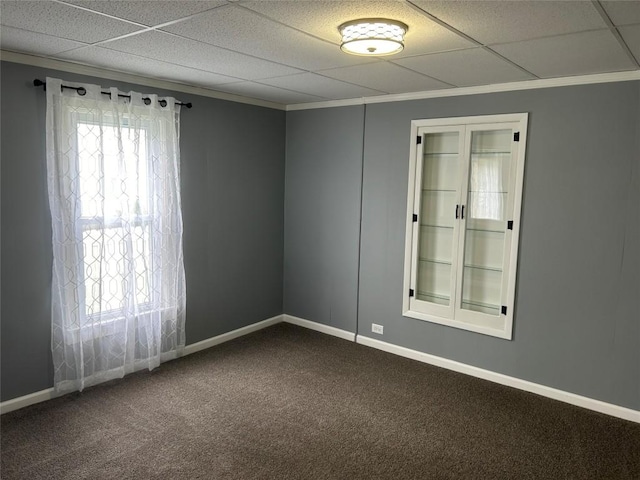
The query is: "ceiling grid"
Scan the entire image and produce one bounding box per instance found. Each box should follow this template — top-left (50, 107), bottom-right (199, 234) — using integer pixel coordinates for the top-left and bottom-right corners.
top-left (0, 0), bottom-right (638, 106)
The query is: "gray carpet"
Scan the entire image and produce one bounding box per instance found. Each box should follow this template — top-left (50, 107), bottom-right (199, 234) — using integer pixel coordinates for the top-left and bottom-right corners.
top-left (2, 323), bottom-right (639, 479)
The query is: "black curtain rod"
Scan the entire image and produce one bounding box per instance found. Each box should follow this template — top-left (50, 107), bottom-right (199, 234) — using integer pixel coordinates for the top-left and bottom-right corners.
top-left (33, 79), bottom-right (192, 109)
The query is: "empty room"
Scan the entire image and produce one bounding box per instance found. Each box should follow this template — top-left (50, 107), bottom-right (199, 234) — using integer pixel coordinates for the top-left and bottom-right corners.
top-left (1, 0), bottom-right (639, 478)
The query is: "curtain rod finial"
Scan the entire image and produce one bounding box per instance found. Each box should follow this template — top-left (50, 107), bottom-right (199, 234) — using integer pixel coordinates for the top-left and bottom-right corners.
top-left (33, 79), bottom-right (45, 87)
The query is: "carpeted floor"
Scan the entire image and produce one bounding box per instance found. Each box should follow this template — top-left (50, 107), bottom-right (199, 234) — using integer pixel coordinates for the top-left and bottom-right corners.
top-left (2, 323), bottom-right (639, 479)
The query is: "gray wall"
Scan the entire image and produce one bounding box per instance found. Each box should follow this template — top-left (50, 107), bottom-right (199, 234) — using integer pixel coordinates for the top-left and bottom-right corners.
top-left (284, 106), bottom-right (364, 332)
top-left (285, 82), bottom-right (640, 410)
top-left (2, 58), bottom-right (637, 411)
top-left (1, 61), bottom-right (285, 401)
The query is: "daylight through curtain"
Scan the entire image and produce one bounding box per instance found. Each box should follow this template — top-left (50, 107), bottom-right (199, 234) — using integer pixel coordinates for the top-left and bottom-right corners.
top-left (46, 77), bottom-right (186, 392)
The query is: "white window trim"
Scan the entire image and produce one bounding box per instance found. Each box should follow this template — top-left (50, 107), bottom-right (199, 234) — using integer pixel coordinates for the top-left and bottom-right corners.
top-left (402, 113), bottom-right (528, 339)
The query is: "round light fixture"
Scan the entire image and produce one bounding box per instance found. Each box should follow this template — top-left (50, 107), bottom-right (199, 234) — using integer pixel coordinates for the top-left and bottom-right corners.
top-left (339, 18), bottom-right (408, 56)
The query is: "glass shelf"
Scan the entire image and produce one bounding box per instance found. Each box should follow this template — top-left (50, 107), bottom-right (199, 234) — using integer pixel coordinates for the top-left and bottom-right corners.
top-left (420, 223), bottom-right (453, 230)
top-left (417, 291), bottom-right (450, 306)
top-left (469, 190), bottom-right (507, 194)
top-left (466, 227), bottom-right (505, 234)
top-left (461, 299), bottom-right (500, 316)
top-left (471, 151), bottom-right (511, 155)
top-left (419, 258), bottom-right (452, 266)
top-left (463, 263), bottom-right (502, 273)
top-left (422, 188), bottom-right (457, 192)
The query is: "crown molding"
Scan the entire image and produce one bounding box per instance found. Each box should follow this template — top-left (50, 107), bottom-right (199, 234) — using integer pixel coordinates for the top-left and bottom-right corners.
top-left (0, 50), bottom-right (287, 111)
top-left (287, 97), bottom-right (366, 111)
top-left (3, 50), bottom-right (638, 113)
top-left (286, 69), bottom-right (640, 111)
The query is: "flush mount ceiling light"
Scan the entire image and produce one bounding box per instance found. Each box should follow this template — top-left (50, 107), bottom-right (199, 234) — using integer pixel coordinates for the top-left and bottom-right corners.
top-left (339, 18), bottom-right (408, 56)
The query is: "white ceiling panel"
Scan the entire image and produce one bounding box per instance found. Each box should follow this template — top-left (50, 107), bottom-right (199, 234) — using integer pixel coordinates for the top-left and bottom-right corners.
top-left (214, 81), bottom-right (326, 104)
top-left (411, 0), bottom-right (606, 45)
top-left (0, 26), bottom-right (87, 56)
top-left (162, 4), bottom-right (373, 70)
top-left (492, 30), bottom-right (637, 78)
top-left (1, 0), bottom-right (638, 107)
top-left (64, 0), bottom-right (227, 27)
top-left (394, 48), bottom-right (533, 87)
top-left (161, 66), bottom-right (241, 89)
top-left (619, 25), bottom-right (640, 64)
top-left (259, 73), bottom-right (384, 100)
top-left (319, 62), bottom-right (451, 93)
top-left (0, 0), bottom-right (143, 43)
top-left (58, 46), bottom-right (240, 87)
top-left (99, 30), bottom-right (303, 80)
top-left (601, 1), bottom-right (640, 27)
top-left (241, 0), bottom-right (474, 58)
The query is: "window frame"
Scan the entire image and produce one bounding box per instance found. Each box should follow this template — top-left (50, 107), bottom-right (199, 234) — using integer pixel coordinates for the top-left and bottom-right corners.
top-left (402, 113), bottom-right (528, 339)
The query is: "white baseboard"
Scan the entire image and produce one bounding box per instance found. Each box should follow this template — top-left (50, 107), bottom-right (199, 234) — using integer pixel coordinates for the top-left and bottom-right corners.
top-left (183, 314), bottom-right (283, 355)
top-left (1, 314), bottom-right (284, 415)
top-left (357, 335), bottom-right (640, 424)
top-left (282, 314), bottom-right (356, 341)
top-left (4, 315), bottom-right (637, 424)
top-left (0, 388), bottom-right (59, 415)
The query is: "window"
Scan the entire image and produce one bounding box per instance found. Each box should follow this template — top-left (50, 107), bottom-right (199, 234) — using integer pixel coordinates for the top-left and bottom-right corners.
top-left (76, 117), bottom-right (153, 321)
top-left (403, 114), bottom-right (528, 339)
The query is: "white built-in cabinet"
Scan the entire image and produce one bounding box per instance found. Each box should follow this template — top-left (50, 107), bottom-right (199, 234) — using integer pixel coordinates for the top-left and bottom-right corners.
top-left (402, 113), bottom-right (528, 339)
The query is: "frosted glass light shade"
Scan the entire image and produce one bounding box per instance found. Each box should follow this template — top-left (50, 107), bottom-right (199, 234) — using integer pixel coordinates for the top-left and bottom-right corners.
top-left (339, 19), bottom-right (408, 56)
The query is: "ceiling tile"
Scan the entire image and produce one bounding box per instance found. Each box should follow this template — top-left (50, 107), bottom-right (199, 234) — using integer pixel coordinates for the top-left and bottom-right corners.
top-left (0, 0), bottom-right (142, 43)
top-left (619, 25), bottom-right (640, 64)
top-left (0, 26), bottom-right (87, 56)
top-left (163, 67), bottom-right (241, 89)
top-left (2, 0), bottom-right (636, 105)
top-left (259, 73), bottom-right (384, 100)
top-left (319, 62), bottom-right (451, 93)
top-left (241, 0), bottom-right (473, 57)
top-left (601, 1), bottom-right (640, 27)
top-left (99, 30), bottom-right (304, 80)
top-left (64, 1), bottom-right (227, 27)
top-left (162, 4), bottom-right (373, 70)
top-left (492, 30), bottom-right (638, 78)
top-left (411, 0), bottom-right (606, 44)
top-left (214, 81), bottom-right (326, 105)
top-left (394, 48), bottom-right (533, 87)
top-left (57, 46), bottom-right (240, 88)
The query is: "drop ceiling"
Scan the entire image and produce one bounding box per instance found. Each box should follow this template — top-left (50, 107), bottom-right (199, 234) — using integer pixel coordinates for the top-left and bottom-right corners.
top-left (1, 0), bottom-right (639, 107)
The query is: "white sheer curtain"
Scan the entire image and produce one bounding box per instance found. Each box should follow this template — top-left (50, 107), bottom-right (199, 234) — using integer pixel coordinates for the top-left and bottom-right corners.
top-left (46, 77), bottom-right (186, 393)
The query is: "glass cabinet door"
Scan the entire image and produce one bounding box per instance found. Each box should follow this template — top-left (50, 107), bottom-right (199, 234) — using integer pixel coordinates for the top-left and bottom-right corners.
top-left (414, 130), bottom-right (462, 310)
top-left (458, 129), bottom-right (513, 317)
top-left (404, 113), bottom-right (527, 339)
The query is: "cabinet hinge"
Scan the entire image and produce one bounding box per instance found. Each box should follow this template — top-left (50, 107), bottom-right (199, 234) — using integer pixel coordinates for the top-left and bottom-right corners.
top-left (507, 220), bottom-right (513, 230)
top-left (417, 136), bottom-right (422, 145)
top-left (513, 132), bottom-right (520, 142)
top-left (412, 214), bottom-right (418, 222)
top-left (409, 289), bottom-right (415, 297)
top-left (501, 305), bottom-right (507, 315)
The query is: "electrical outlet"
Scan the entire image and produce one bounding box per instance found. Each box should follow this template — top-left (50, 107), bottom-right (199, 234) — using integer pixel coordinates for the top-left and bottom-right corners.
top-left (371, 323), bottom-right (384, 335)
